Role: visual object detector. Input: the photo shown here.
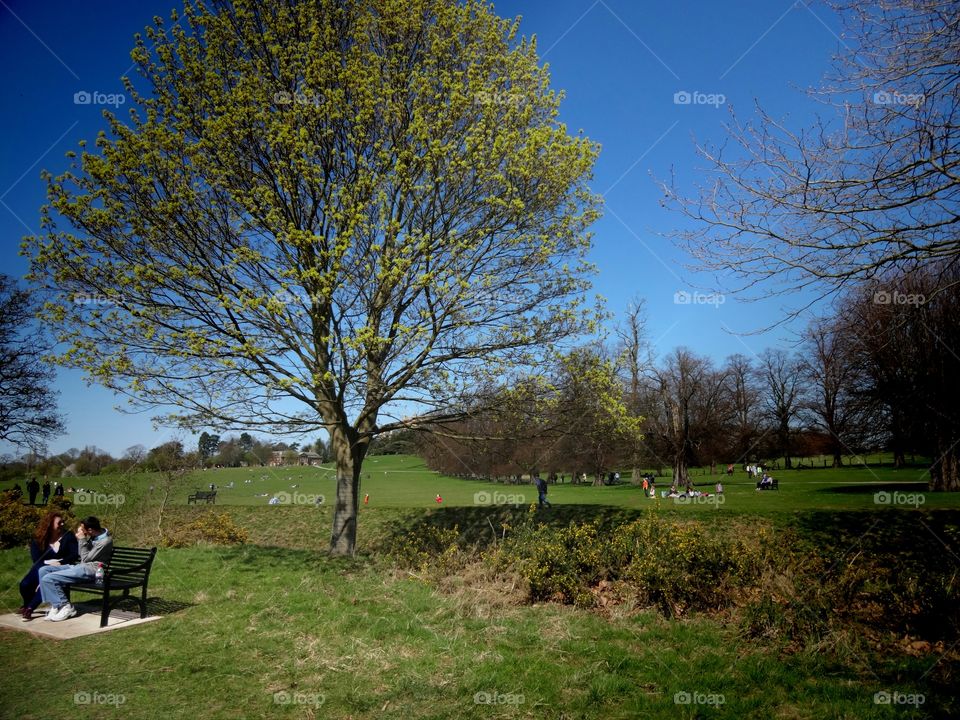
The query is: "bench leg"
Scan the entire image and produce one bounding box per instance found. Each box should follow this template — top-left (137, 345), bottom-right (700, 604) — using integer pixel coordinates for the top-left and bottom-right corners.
top-left (100, 594), bottom-right (111, 628)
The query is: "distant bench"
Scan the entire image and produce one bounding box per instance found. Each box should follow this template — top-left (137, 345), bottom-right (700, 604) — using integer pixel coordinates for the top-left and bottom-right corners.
top-left (756, 478), bottom-right (780, 491)
top-left (188, 490), bottom-right (217, 504)
top-left (67, 546), bottom-right (157, 627)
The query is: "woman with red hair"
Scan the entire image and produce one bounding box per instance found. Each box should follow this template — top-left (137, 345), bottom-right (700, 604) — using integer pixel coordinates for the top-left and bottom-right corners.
top-left (18, 512), bottom-right (79, 620)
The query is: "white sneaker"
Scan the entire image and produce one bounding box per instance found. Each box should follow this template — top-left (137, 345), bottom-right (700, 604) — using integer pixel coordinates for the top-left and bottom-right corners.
top-left (49, 604), bottom-right (77, 622)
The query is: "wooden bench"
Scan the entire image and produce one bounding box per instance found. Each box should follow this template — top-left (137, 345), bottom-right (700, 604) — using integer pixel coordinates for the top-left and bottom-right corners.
top-left (188, 490), bottom-right (217, 504)
top-left (756, 478), bottom-right (780, 490)
top-left (67, 546), bottom-right (157, 627)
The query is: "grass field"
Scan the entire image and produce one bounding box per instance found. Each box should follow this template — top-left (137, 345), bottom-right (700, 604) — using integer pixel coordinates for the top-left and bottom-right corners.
top-left (8, 453), bottom-right (958, 513)
top-left (0, 455), bottom-right (957, 719)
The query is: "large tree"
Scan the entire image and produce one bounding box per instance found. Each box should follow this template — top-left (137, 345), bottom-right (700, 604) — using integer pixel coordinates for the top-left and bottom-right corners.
top-left (641, 348), bottom-right (729, 488)
top-left (664, 0), bottom-right (960, 310)
top-left (839, 265), bottom-right (960, 490)
top-left (755, 349), bottom-right (805, 469)
top-left (0, 274), bottom-right (65, 450)
top-left (26, 0), bottom-right (600, 554)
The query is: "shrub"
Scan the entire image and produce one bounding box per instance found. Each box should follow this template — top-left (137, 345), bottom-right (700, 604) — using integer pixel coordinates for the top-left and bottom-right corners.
top-left (0, 491), bottom-right (77, 549)
top-left (488, 513), bottom-right (762, 615)
top-left (386, 524), bottom-right (464, 576)
top-left (161, 510), bottom-right (248, 548)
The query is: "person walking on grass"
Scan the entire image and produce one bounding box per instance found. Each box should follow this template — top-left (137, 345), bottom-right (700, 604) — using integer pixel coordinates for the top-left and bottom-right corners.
top-left (26, 478), bottom-right (40, 505)
top-left (535, 475), bottom-right (551, 508)
top-left (36, 516), bottom-right (113, 622)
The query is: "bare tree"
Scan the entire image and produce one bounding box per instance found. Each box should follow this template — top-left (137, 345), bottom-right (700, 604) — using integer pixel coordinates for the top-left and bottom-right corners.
top-left (0, 275), bottom-right (64, 450)
top-left (839, 264), bottom-right (960, 489)
top-left (663, 0), bottom-right (960, 314)
top-left (755, 349), bottom-right (805, 469)
top-left (641, 348), bottom-right (730, 488)
top-left (721, 353), bottom-right (763, 465)
top-left (799, 318), bottom-right (873, 467)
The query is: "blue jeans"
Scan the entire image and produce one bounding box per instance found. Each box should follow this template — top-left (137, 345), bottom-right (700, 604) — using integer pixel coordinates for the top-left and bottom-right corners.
top-left (38, 564), bottom-right (95, 608)
top-left (538, 491), bottom-right (551, 507)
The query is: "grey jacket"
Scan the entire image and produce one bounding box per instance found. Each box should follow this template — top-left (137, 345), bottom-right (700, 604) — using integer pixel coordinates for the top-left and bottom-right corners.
top-left (78, 530), bottom-right (114, 569)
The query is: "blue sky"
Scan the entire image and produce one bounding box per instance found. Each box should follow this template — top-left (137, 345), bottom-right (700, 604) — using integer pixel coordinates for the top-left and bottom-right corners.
top-left (0, 0), bottom-right (844, 457)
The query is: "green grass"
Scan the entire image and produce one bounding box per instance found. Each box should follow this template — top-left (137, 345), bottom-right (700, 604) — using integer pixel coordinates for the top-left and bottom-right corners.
top-left (8, 453), bottom-right (959, 514)
top-left (0, 539), bottom-right (948, 719)
top-left (1, 454), bottom-right (956, 718)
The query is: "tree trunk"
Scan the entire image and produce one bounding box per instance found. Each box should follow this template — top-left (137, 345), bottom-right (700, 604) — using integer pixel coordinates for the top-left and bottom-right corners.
top-left (329, 428), bottom-right (366, 556)
top-left (831, 452), bottom-right (843, 468)
top-left (672, 458), bottom-right (687, 489)
top-left (929, 442), bottom-right (960, 491)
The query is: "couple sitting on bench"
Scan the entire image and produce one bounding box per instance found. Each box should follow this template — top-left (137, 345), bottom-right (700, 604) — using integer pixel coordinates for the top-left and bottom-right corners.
top-left (756, 473), bottom-right (777, 490)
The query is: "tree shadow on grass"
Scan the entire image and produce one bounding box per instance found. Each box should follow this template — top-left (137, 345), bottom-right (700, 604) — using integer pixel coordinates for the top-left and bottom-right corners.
top-left (815, 482), bottom-right (928, 495)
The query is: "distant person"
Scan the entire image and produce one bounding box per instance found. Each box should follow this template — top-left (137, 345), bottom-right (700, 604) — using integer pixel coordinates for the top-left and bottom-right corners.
top-left (18, 512), bottom-right (79, 621)
top-left (726, 464), bottom-right (734, 477)
top-left (435, 494), bottom-right (443, 504)
top-left (26, 478), bottom-right (40, 505)
top-left (715, 481), bottom-right (724, 495)
top-left (37, 516), bottom-right (113, 622)
top-left (54, 482), bottom-right (64, 498)
top-left (535, 475), bottom-right (551, 508)
top-left (41, 480), bottom-right (51, 505)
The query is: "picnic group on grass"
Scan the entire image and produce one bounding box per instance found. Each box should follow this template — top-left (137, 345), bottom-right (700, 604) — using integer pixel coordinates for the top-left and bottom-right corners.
top-left (15, 511), bottom-right (114, 622)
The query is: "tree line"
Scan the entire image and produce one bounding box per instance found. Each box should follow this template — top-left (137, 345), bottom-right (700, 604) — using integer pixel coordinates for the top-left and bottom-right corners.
top-left (420, 263), bottom-right (959, 491)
